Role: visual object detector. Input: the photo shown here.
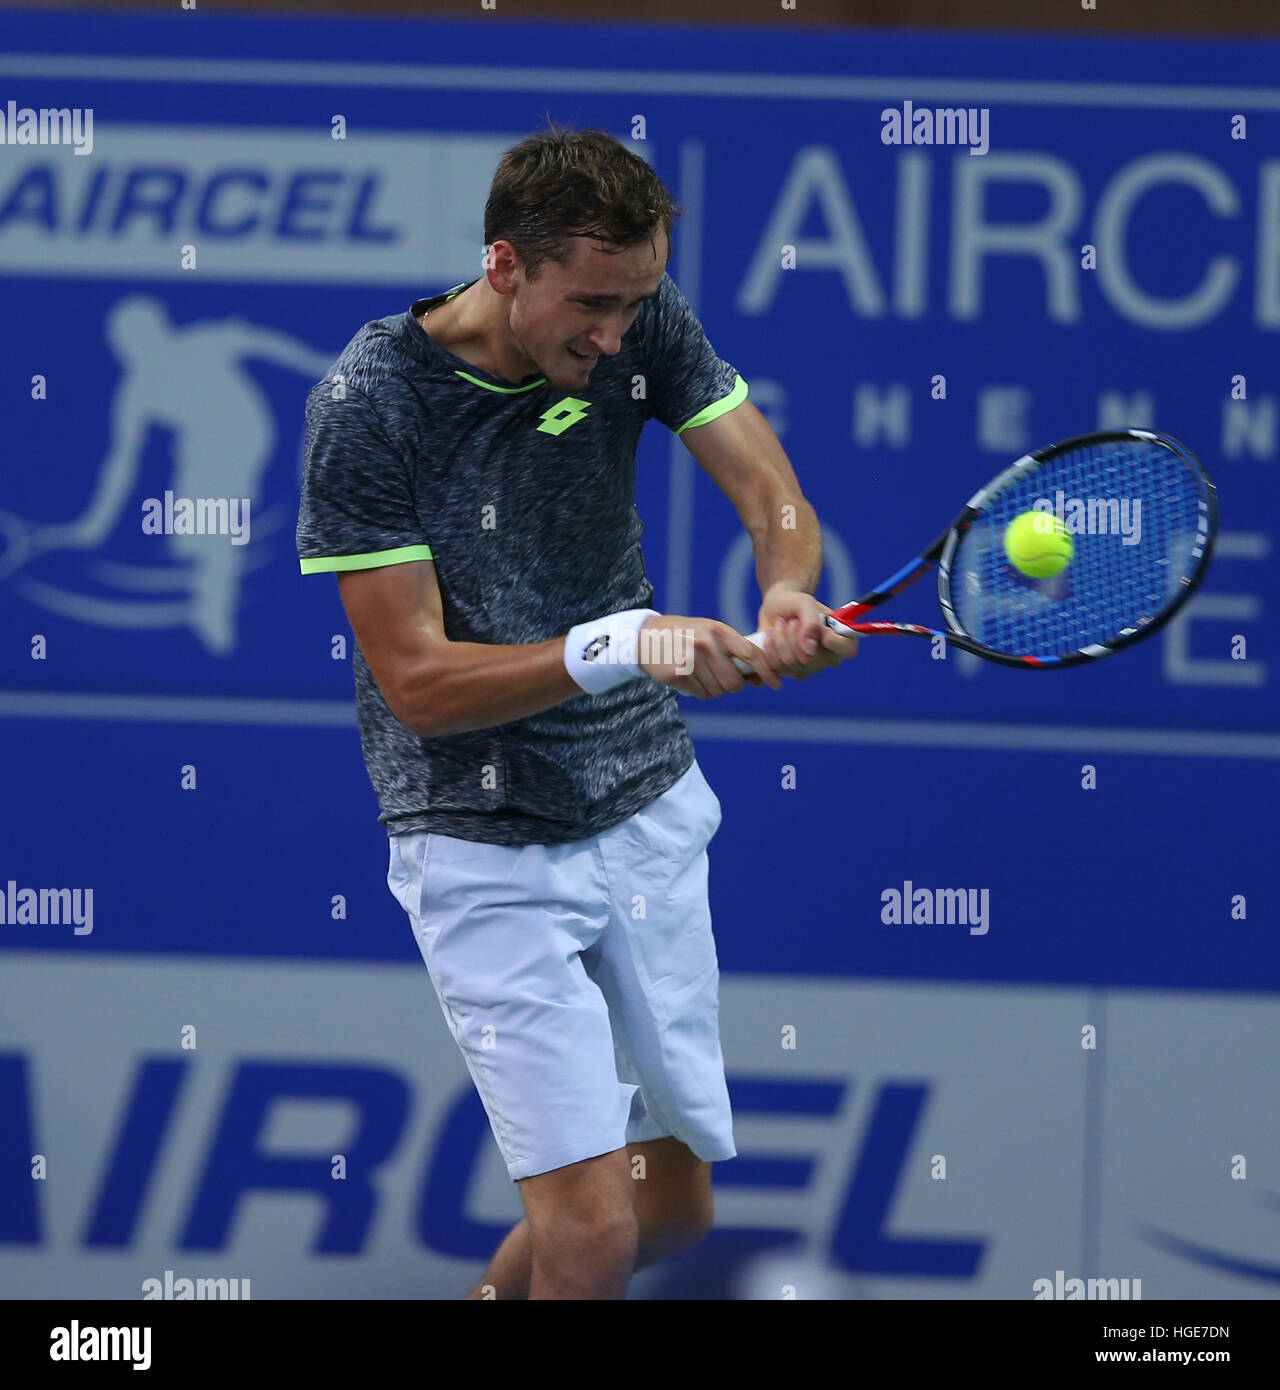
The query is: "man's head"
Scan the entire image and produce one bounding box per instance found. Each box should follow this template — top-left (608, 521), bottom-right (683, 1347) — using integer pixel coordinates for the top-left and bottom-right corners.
top-left (483, 125), bottom-right (682, 389)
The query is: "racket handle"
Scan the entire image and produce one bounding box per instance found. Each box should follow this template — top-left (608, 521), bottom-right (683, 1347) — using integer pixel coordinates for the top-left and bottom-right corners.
top-left (730, 613), bottom-right (858, 675)
top-left (730, 632), bottom-right (766, 675)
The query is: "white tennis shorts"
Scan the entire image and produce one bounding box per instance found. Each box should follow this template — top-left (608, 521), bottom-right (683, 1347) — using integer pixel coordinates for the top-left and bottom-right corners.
top-left (386, 759), bottom-right (737, 1181)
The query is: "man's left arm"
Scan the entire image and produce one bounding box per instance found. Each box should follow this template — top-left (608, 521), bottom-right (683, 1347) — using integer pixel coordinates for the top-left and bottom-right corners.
top-left (680, 399), bottom-right (857, 680)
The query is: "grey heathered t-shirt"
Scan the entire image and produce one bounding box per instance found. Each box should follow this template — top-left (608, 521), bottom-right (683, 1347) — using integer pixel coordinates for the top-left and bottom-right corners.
top-left (297, 272), bottom-right (748, 846)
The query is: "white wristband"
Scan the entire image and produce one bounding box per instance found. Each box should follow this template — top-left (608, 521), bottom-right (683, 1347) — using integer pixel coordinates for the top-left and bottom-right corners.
top-left (564, 608), bottom-right (661, 694)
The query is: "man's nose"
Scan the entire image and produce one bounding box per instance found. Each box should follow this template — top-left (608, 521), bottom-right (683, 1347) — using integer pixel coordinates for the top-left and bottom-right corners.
top-left (586, 320), bottom-right (624, 355)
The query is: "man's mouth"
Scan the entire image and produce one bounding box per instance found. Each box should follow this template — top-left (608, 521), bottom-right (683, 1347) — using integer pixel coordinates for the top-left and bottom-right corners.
top-left (568, 347), bottom-right (598, 364)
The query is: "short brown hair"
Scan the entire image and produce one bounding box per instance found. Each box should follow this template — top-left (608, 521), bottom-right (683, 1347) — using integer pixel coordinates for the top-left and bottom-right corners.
top-left (484, 122), bottom-right (682, 280)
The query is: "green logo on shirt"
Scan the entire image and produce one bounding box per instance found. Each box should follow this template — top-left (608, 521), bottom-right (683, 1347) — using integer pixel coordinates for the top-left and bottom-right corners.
top-left (536, 397), bottom-right (591, 435)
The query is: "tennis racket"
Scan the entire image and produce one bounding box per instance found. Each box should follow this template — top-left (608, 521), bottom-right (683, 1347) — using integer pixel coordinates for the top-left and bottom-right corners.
top-left (732, 429), bottom-right (1217, 671)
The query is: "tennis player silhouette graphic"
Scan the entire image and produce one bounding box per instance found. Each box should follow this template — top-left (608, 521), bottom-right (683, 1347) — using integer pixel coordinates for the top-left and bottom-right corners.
top-left (0, 294), bottom-right (332, 654)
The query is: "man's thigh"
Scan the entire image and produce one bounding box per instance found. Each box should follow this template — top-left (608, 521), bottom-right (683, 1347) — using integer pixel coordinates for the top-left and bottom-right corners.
top-left (388, 830), bottom-right (638, 1182)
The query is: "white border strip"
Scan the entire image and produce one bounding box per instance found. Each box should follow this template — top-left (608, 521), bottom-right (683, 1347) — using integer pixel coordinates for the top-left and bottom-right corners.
top-left (1, 54), bottom-right (1279, 110)
top-left (0, 692), bottom-right (355, 727)
top-left (0, 690), bottom-right (1273, 757)
top-left (684, 713), bottom-right (1280, 759)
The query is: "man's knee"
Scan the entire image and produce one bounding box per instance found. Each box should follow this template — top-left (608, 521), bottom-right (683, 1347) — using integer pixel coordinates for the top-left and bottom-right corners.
top-left (547, 1200), bottom-right (638, 1252)
top-left (521, 1150), bottom-right (638, 1261)
top-left (637, 1192), bottom-right (715, 1266)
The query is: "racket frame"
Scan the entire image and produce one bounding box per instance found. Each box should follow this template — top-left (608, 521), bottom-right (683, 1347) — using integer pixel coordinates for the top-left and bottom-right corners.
top-left (816, 429), bottom-right (1218, 669)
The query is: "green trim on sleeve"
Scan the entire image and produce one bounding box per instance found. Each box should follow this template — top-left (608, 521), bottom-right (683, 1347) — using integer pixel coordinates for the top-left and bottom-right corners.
top-left (300, 544), bottom-right (433, 575)
top-left (673, 375), bottom-right (749, 435)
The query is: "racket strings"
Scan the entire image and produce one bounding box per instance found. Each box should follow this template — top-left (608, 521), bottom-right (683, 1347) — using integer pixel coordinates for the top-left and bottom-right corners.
top-left (949, 440), bottom-right (1210, 659)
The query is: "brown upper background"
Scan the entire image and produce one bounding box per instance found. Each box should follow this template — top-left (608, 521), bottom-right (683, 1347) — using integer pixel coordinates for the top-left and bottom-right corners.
top-left (16, 0), bottom-right (1280, 38)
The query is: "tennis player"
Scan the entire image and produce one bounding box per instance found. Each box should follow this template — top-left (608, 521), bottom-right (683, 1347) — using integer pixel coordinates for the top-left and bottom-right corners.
top-left (297, 125), bottom-right (856, 1300)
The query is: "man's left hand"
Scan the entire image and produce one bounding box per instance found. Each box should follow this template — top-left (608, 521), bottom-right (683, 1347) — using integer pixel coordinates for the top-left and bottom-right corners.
top-left (755, 584), bottom-right (859, 680)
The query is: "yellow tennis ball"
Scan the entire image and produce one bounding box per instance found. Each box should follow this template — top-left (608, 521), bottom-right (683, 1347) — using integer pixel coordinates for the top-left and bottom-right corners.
top-left (1004, 510), bottom-right (1074, 578)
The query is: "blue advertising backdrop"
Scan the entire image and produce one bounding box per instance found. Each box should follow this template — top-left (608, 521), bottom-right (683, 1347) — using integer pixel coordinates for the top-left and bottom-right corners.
top-left (0, 8), bottom-right (1276, 1298)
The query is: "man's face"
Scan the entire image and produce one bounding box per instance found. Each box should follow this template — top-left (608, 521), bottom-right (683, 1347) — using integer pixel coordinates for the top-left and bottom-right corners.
top-left (505, 230), bottom-right (669, 390)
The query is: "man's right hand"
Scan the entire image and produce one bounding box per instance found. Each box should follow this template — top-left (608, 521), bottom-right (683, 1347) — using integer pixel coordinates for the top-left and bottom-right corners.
top-left (639, 614), bottom-right (783, 698)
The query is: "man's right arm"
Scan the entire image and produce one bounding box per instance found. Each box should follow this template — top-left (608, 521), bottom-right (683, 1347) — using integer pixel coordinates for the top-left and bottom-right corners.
top-left (337, 560), bottom-right (579, 738)
top-left (336, 560), bottom-right (782, 739)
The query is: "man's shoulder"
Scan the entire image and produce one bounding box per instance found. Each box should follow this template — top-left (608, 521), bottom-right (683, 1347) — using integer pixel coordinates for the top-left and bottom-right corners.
top-left (306, 311), bottom-right (435, 429)
top-left (630, 271), bottom-right (702, 356)
top-left (327, 311), bottom-right (419, 397)
top-left (634, 271), bottom-right (680, 326)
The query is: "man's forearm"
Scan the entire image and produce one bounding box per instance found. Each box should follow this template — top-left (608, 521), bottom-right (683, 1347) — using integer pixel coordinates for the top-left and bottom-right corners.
top-left (752, 495), bottom-right (823, 599)
top-left (398, 638), bottom-right (583, 738)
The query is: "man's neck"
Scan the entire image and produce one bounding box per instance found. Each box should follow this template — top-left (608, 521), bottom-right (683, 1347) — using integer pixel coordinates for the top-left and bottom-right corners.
top-left (419, 280), bottom-right (538, 383)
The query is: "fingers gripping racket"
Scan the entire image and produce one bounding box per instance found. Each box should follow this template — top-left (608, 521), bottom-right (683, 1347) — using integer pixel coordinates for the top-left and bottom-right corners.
top-left (733, 429), bottom-right (1218, 671)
